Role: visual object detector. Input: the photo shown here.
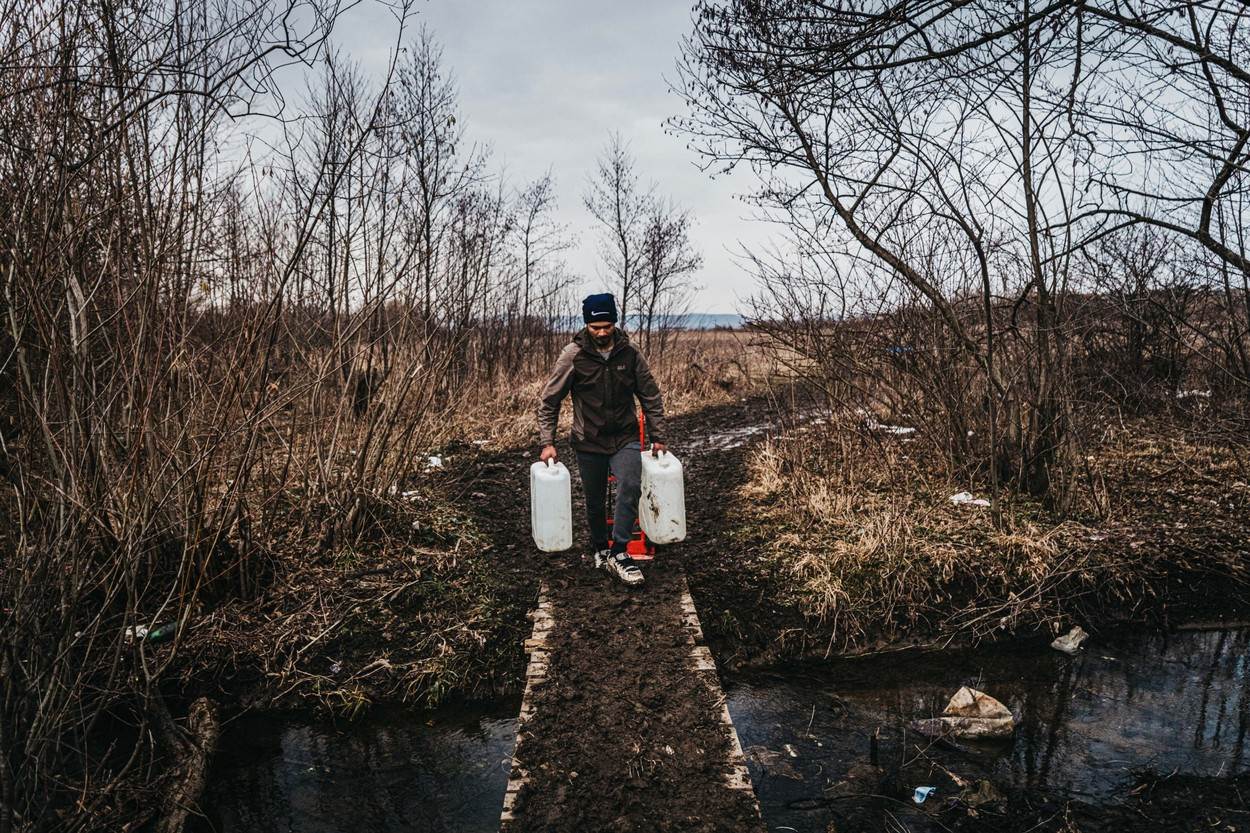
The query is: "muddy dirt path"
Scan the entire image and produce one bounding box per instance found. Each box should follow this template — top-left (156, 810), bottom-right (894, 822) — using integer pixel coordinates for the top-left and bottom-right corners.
top-left (503, 566), bottom-right (762, 833)
top-left (461, 396), bottom-right (787, 832)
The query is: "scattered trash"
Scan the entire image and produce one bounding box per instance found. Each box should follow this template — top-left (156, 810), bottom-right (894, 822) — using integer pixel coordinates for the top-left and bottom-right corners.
top-left (949, 491), bottom-right (991, 508)
top-left (425, 455), bottom-right (443, 470)
top-left (783, 743), bottom-right (797, 758)
top-left (401, 490), bottom-right (420, 500)
top-left (913, 786), bottom-right (937, 804)
top-left (329, 661), bottom-right (342, 674)
top-left (125, 622), bottom-right (176, 644)
top-left (1051, 625), bottom-right (1089, 655)
top-left (744, 745), bottom-right (802, 779)
top-left (1176, 389), bottom-right (1212, 399)
top-left (472, 439), bottom-right (490, 446)
top-left (663, 745), bottom-right (674, 756)
top-left (147, 623), bottom-right (176, 644)
top-left (855, 407), bottom-right (917, 436)
top-left (961, 779), bottom-right (1004, 808)
top-left (911, 686), bottom-right (1015, 740)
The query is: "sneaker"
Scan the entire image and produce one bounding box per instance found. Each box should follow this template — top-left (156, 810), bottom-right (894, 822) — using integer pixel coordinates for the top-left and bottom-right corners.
top-left (591, 548), bottom-right (611, 569)
top-left (603, 553), bottom-right (644, 586)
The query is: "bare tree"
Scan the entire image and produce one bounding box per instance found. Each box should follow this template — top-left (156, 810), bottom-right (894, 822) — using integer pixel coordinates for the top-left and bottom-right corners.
top-left (676, 0), bottom-right (1096, 501)
top-left (584, 133), bottom-right (701, 342)
top-left (584, 132), bottom-right (652, 324)
top-left (0, 5), bottom-right (583, 830)
top-left (394, 27), bottom-right (487, 322)
top-left (638, 199), bottom-right (702, 352)
top-left (514, 171), bottom-right (576, 363)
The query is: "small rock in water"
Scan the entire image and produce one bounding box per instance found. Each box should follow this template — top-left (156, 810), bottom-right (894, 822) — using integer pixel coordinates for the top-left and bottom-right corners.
top-left (1051, 625), bottom-right (1089, 655)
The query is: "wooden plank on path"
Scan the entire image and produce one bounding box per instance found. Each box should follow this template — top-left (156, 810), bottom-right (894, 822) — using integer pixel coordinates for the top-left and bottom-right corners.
top-left (679, 578), bottom-right (761, 807)
top-left (500, 576), bottom-right (762, 826)
top-left (501, 582), bottom-right (552, 824)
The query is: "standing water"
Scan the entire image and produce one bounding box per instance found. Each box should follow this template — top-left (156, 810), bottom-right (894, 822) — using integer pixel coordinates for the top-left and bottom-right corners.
top-left (196, 629), bottom-right (1247, 831)
top-left (197, 699), bottom-right (517, 833)
top-left (728, 627), bottom-right (1249, 831)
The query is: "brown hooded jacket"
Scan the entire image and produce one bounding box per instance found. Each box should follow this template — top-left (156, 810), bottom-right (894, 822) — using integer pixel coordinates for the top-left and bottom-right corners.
top-left (536, 328), bottom-right (667, 455)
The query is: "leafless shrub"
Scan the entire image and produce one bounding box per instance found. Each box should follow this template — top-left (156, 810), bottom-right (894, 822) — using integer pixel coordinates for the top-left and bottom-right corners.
top-left (0, 7), bottom-right (579, 829)
top-left (676, 0), bottom-right (1250, 511)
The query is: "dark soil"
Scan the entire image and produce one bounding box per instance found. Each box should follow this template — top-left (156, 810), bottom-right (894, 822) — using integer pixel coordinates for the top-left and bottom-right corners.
top-left (504, 563), bottom-right (763, 833)
top-left (480, 395), bottom-right (784, 832)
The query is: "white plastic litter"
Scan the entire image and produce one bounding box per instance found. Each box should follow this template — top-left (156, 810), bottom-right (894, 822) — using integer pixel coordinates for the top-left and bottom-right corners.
top-left (639, 450), bottom-right (687, 544)
top-left (913, 786), bottom-right (937, 804)
top-left (949, 491), bottom-right (991, 508)
top-left (426, 455), bottom-right (443, 470)
top-left (124, 625), bottom-right (149, 642)
top-left (1176, 389), bottom-right (1212, 399)
top-left (1050, 625), bottom-right (1089, 655)
top-left (911, 687), bottom-right (1015, 740)
top-left (530, 460), bottom-right (573, 552)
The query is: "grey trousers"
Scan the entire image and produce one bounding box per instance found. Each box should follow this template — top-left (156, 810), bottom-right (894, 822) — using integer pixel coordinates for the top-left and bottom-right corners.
top-left (576, 441), bottom-right (641, 554)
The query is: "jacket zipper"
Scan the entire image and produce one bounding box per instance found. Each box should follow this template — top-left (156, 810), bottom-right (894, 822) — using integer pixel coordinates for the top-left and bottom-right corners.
top-left (603, 349), bottom-right (613, 412)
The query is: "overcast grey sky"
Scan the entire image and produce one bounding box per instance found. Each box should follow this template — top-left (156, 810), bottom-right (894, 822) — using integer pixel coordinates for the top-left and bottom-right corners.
top-left (335, 0), bottom-right (774, 314)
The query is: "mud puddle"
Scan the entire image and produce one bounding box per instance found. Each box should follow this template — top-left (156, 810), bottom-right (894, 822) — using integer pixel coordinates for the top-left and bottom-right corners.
top-left (195, 699), bottom-right (518, 833)
top-left (728, 626), bottom-right (1249, 831)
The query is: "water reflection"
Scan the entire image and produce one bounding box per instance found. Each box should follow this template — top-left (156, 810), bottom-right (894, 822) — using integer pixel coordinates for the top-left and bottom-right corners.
top-left (199, 701), bottom-right (518, 833)
top-left (727, 628), bottom-right (1249, 829)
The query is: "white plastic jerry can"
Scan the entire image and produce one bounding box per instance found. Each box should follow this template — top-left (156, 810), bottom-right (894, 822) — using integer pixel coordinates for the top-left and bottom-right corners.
top-left (530, 460), bottom-right (573, 552)
top-left (639, 450), bottom-right (686, 544)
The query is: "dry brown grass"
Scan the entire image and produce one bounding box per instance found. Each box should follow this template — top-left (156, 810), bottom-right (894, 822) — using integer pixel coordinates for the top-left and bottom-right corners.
top-left (448, 328), bottom-right (774, 449)
top-left (737, 409), bottom-right (1250, 654)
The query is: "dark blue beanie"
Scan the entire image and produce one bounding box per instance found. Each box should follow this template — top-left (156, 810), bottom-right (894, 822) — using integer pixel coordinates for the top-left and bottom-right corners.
top-left (582, 293), bottom-right (618, 324)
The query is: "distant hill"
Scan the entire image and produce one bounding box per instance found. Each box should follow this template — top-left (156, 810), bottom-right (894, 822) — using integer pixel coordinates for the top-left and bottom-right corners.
top-left (680, 313), bottom-right (744, 330)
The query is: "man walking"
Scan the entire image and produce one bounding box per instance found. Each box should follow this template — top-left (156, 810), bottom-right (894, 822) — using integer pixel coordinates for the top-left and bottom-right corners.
top-left (537, 293), bottom-right (669, 586)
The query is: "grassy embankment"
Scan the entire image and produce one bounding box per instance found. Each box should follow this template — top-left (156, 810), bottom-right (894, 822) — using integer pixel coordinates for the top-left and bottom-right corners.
top-left (705, 394), bottom-right (1250, 663)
